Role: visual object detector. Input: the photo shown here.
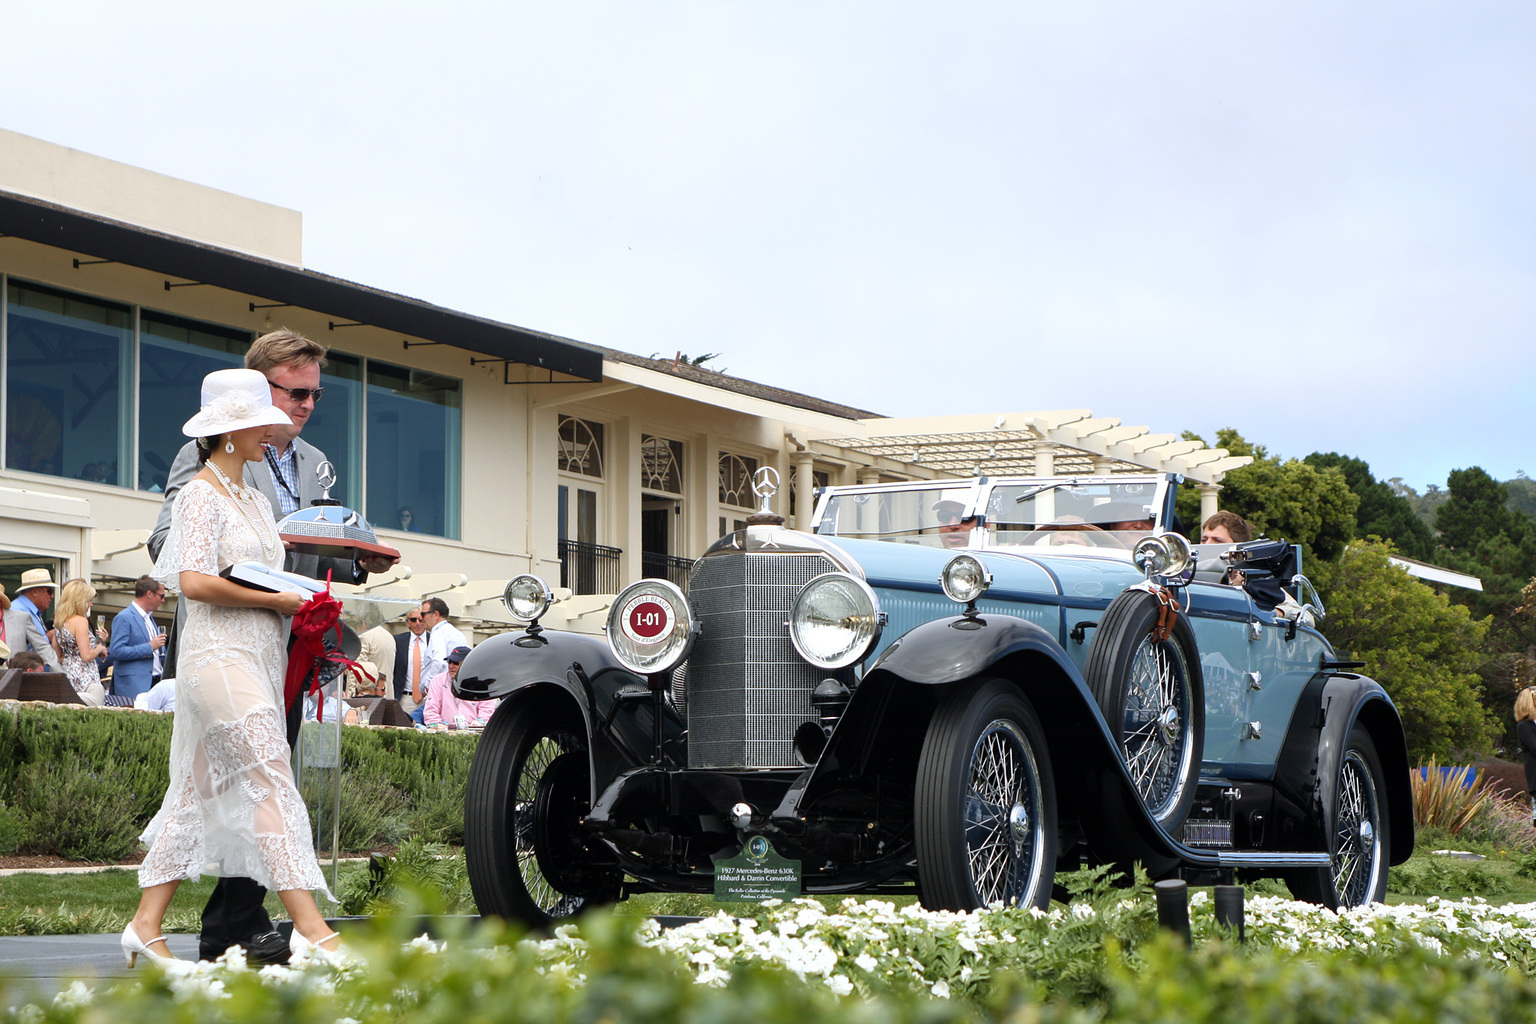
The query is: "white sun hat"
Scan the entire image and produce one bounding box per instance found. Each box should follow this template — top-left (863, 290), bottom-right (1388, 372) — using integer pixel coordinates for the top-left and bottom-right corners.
top-left (180, 368), bottom-right (293, 438)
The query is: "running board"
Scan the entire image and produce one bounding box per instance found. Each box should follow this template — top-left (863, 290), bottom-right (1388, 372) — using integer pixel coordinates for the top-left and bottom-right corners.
top-left (1213, 851), bottom-right (1331, 868)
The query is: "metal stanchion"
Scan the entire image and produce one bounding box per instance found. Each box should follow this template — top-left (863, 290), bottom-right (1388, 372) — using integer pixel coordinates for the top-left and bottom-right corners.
top-left (1153, 878), bottom-right (1191, 944)
top-left (1214, 884), bottom-right (1245, 942)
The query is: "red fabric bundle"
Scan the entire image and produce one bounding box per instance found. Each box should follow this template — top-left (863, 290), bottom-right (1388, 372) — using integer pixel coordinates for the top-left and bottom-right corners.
top-left (283, 588), bottom-right (345, 711)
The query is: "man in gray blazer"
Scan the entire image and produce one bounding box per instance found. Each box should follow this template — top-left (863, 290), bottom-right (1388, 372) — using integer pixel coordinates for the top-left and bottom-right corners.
top-left (3, 569), bottom-right (61, 671)
top-left (146, 329), bottom-right (394, 966)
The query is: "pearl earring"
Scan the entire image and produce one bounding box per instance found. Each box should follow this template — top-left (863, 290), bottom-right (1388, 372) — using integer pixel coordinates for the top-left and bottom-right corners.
top-left (225, 436), bottom-right (236, 455)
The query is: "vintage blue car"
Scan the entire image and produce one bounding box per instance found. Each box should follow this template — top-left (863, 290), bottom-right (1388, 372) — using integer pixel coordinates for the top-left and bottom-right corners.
top-left (456, 471), bottom-right (1411, 924)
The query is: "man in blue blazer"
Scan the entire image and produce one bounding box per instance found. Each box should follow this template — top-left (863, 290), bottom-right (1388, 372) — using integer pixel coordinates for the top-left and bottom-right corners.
top-left (108, 575), bottom-right (167, 701)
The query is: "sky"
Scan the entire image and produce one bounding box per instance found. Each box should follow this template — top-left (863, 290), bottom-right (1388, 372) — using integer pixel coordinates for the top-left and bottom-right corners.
top-left (5, 2), bottom-right (1533, 492)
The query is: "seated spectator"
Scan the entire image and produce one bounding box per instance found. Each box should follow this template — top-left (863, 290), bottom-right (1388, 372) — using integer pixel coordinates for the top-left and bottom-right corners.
top-left (344, 659), bottom-right (384, 697)
top-left (1201, 510), bottom-right (1252, 545)
top-left (932, 499), bottom-right (980, 549)
top-left (136, 676), bottom-right (177, 712)
top-left (303, 682), bottom-right (360, 725)
top-left (6, 650), bottom-right (46, 673)
top-left (424, 646), bottom-right (499, 729)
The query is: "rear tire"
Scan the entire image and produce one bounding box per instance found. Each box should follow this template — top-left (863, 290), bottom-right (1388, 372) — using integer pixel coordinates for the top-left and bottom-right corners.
top-left (915, 677), bottom-right (1057, 911)
top-left (464, 699), bottom-right (621, 925)
top-left (1287, 727), bottom-right (1390, 909)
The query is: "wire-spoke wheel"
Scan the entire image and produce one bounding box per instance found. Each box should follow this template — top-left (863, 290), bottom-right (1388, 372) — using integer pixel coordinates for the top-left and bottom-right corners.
top-left (1288, 727), bottom-right (1390, 909)
top-left (916, 678), bottom-right (1057, 911)
top-left (1085, 589), bottom-right (1203, 831)
top-left (465, 700), bottom-right (621, 925)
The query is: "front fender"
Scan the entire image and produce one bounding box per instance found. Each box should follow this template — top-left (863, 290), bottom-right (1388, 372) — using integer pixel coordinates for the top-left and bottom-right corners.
top-left (455, 628), bottom-right (682, 801)
top-left (778, 612), bottom-right (1204, 875)
top-left (866, 612), bottom-right (1074, 685)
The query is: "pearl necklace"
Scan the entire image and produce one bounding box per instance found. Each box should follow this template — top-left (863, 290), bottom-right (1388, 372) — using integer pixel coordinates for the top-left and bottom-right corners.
top-left (207, 460), bottom-right (281, 563)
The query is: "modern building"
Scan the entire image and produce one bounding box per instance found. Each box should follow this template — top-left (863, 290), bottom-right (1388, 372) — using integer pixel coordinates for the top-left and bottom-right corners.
top-left (0, 129), bottom-right (1248, 639)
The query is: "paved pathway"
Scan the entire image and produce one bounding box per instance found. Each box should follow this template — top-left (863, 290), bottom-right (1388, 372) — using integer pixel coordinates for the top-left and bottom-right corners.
top-left (0, 932), bottom-right (203, 1000)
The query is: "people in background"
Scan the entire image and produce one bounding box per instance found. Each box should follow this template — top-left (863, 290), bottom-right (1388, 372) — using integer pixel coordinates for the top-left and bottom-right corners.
top-left (395, 609), bottom-right (431, 725)
top-left (355, 624), bottom-right (394, 699)
top-left (109, 575), bottom-right (168, 702)
top-left (51, 578), bottom-right (108, 706)
top-left (932, 499), bottom-right (979, 549)
top-left (3, 569), bottom-right (61, 671)
top-left (1201, 510), bottom-right (1252, 545)
top-left (6, 650), bottom-right (46, 673)
top-left (1517, 687), bottom-right (1536, 829)
top-left (397, 507), bottom-right (417, 532)
top-left (420, 597), bottom-right (468, 688)
top-left (424, 646), bottom-right (498, 729)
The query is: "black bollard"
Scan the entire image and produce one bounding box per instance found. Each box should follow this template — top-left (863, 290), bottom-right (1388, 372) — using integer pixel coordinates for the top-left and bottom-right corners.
top-left (1213, 885), bottom-right (1245, 942)
top-left (1153, 878), bottom-right (1191, 945)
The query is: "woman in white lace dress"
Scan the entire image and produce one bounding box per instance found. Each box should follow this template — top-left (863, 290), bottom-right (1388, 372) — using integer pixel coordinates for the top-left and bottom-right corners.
top-left (123, 368), bottom-right (341, 968)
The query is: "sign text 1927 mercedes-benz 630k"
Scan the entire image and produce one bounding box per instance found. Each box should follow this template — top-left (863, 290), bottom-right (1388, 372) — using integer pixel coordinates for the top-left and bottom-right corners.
top-left (454, 470), bottom-right (1411, 924)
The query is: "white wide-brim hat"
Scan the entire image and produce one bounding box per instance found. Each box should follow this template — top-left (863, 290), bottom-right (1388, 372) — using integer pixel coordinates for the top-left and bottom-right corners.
top-left (181, 368), bottom-right (293, 438)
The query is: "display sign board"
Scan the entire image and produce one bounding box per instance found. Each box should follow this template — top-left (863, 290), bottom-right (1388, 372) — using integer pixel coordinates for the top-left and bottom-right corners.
top-left (714, 836), bottom-right (802, 901)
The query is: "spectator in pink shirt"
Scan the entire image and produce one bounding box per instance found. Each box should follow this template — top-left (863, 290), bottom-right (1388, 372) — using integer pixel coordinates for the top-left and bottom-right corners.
top-left (424, 646), bottom-right (498, 729)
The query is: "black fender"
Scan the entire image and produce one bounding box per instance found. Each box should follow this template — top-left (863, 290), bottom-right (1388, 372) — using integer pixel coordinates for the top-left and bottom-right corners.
top-left (455, 628), bottom-right (684, 803)
top-left (1272, 671), bottom-right (1414, 866)
top-left (771, 612), bottom-right (1200, 875)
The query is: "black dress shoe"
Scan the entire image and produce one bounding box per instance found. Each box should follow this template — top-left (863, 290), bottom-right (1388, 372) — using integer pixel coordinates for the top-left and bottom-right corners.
top-left (200, 929), bottom-right (291, 965)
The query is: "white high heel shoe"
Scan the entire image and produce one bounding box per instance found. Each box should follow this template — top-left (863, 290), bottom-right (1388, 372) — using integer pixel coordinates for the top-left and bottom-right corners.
top-left (121, 924), bottom-right (195, 973)
top-left (289, 929), bottom-right (344, 965)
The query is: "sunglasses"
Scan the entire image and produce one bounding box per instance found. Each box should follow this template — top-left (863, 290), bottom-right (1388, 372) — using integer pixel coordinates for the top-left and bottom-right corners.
top-left (406, 616), bottom-right (423, 623)
top-left (268, 381), bottom-right (326, 402)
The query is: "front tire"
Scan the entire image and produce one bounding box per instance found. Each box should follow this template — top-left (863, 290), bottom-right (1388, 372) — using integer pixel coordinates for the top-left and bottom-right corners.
top-left (464, 699), bottom-right (620, 925)
top-left (915, 677), bottom-right (1057, 911)
top-left (1084, 589), bottom-right (1203, 832)
top-left (1287, 727), bottom-right (1390, 908)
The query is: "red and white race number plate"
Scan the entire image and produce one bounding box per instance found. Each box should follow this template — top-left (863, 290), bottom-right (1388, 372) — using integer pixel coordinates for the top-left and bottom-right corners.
top-left (619, 592), bottom-right (673, 645)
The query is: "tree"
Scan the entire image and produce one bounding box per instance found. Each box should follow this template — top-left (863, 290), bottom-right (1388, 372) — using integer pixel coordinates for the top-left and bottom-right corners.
top-left (1311, 540), bottom-right (1495, 762)
top-left (1436, 467), bottom-right (1528, 553)
top-left (1177, 429), bottom-right (1358, 560)
top-left (1304, 452), bottom-right (1435, 560)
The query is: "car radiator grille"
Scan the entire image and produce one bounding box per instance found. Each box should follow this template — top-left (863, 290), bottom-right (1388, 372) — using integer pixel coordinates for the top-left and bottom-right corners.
top-left (684, 549), bottom-right (837, 769)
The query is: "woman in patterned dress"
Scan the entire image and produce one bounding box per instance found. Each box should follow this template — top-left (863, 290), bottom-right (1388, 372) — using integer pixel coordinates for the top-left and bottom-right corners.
top-left (122, 368), bottom-right (340, 969)
top-left (50, 578), bottom-right (107, 705)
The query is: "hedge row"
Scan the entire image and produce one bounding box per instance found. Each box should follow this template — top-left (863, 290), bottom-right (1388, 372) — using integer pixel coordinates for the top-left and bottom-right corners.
top-left (0, 705), bottom-right (476, 860)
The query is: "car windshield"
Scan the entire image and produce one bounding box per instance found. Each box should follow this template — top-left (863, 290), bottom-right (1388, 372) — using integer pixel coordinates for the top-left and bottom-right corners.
top-left (815, 477), bottom-right (1166, 553)
top-left (816, 485), bottom-right (978, 548)
top-left (984, 479), bottom-right (1160, 550)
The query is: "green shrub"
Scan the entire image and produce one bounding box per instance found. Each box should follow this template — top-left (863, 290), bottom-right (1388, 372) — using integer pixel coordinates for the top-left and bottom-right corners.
top-left (336, 837), bottom-right (475, 916)
top-left (1389, 853), bottom-right (1510, 897)
top-left (1412, 760), bottom-right (1496, 835)
top-left (0, 706), bottom-right (474, 861)
top-left (0, 802), bottom-right (23, 855)
top-left (13, 754), bottom-right (139, 861)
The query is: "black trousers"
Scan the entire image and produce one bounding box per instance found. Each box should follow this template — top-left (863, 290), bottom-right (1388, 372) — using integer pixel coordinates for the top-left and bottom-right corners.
top-left (199, 680), bottom-right (307, 958)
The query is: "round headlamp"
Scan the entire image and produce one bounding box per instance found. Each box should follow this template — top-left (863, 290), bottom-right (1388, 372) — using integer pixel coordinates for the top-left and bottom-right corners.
top-left (940, 554), bottom-right (993, 605)
top-left (789, 573), bottom-right (885, 670)
top-left (1132, 533), bottom-right (1192, 578)
top-left (606, 579), bottom-right (699, 675)
top-left (503, 574), bottom-right (554, 624)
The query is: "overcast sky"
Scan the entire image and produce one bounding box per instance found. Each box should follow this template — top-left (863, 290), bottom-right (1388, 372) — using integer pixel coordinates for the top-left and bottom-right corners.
top-left (6, 2), bottom-right (1533, 491)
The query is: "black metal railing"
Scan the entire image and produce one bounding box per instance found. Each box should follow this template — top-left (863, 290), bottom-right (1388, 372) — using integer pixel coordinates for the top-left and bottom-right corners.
top-left (559, 539), bottom-right (622, 596)
top-left (642, 552), bottom-right (696, 589)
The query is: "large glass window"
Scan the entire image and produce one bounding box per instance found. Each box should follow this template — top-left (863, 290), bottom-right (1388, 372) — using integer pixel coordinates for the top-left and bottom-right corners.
top-left (366, 360), bottom-right (461, 539)
top-left (558, 416), bottom-right (605, 478)
top-left (304, 352), bottom-right (363, 508)
top-left (5, 281), bottom-right (133, 485)
top-left (137, 311), bottom-right (250, 493)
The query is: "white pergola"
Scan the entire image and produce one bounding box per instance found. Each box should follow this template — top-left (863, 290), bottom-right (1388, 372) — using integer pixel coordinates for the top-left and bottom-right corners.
top-left (786, 409), bottom-right (1251, 531)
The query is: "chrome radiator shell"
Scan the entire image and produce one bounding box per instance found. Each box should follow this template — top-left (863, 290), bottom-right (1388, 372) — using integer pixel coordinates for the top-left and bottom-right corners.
top-left (682, 532), bottom-right (846, 770)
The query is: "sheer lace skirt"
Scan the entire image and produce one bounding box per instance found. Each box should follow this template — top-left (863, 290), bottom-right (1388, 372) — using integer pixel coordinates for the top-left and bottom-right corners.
top-left (139, 649), bottom-right (332, 900)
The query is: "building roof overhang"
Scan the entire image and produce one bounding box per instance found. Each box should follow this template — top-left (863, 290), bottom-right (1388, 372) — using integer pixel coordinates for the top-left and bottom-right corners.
top-left (0, 189), bottom-right (603, 381)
